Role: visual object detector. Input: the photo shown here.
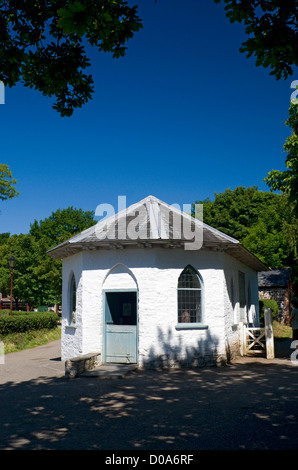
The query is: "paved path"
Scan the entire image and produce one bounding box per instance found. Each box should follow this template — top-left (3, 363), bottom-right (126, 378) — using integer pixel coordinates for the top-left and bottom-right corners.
top-left (0, 340), bottom-right (65, 384)
top-left (0, 339), bottom-right (297, 450)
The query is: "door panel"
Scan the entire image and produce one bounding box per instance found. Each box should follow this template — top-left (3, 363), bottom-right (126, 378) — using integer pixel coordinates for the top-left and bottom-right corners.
top-left (105, 291), bottom-right (137, 363)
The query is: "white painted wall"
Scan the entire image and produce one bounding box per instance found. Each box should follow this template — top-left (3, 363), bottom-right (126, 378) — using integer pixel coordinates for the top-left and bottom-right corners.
top-left (61, 246), bottom-right (260, 365)
top-left (222, 252), bottom-right (260, 360)
top-left (61, 252), bottom-right (84, 360)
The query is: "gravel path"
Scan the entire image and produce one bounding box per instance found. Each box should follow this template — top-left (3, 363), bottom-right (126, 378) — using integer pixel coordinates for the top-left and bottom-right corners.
top-left (0, 339), bottom-right (297, 450)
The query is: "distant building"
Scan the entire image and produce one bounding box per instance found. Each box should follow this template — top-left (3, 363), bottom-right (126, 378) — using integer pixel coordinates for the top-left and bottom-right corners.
top-left (258, 268), bottom-right (292, 322)
top-left (0, 293), bottom-right (30, 311)
top-left (0, 296), bottom-right (14, 310)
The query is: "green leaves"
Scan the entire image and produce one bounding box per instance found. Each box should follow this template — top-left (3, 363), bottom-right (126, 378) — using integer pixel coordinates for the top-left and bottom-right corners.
top-left (0, 0), bottom-right (143, 116)
top-left (0, 312), bottom-right (58, 335)
top-left (214, 1), bottom-right (298, 235)
top-left (29, 206), bottom-right (96, 246)
top-left (264, 103), bottom-right (298, 216)
top-left (0, 207), bottom-right (97, 306)
top-left (215, 0), bottom-right (298, 80)
top-left (0, 164), bottom-right (19, 201)
top-left (22, 40), bottom-right (94, 117)
top-left (241, 198), bottom-right (293, 268)
top-left (57, 2), bottom-right (87, 35)
top-left (194, 187), bottom-right (298, 269)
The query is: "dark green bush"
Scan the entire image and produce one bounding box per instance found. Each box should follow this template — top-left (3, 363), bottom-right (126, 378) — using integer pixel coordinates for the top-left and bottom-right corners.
top-left (0, 312), bottom-right (58, 335)
top-left (259, 299), bottom-right (279, 326)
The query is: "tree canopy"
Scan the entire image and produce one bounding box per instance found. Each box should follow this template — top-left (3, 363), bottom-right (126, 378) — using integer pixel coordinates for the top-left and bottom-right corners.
top-left (29, 206), bottom-right (96, 247)
top-left (0, 233), bottom-right (59, 307)
top-left (0, 164), bottom-right (19, 201)
top-left (214, 0), bottom-right (298, 216)
top-left (0, 206), bottom-right (96, 307)
top-left (0, 0), bottom-right (143, 116)
top-left (264, 103), bottom-right (298, 215)
top-left (214, 0), bottom-right (298, 80)
top-left (194, 186), bottom-right (298, 270)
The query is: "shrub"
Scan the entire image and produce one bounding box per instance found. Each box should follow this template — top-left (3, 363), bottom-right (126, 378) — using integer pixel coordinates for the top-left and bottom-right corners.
top-left (259, 299), bottom-right (279, 326)
top-left (0, 312), bottom-right (58, 335)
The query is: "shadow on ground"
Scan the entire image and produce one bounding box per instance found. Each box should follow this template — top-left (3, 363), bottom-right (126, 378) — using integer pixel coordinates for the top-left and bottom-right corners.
top-left (0, 356), bottom-right (298, 450)
top-left (275, 337), bottom-right (296, 360)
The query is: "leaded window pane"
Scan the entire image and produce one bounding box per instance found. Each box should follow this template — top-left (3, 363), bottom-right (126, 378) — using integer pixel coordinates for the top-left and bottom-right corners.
top-left (178, 265), bottom-right (201, 289)
top-left (70, 275), bottom-right (76, 324)
top-left (178, 289), bottom-right (202, 323)
top-left (178, 265), bottom-right (202, 323)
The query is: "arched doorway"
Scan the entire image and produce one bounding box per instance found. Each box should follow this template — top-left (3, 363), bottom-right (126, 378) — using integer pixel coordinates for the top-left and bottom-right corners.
top-left (102, 264), bottom-right (138, 364)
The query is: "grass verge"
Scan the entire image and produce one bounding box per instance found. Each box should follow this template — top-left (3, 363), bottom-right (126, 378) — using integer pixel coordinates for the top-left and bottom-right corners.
top-left (273, 320), bottom-right (292, 340)
top-left (1, 327), bottom-right (61, 354)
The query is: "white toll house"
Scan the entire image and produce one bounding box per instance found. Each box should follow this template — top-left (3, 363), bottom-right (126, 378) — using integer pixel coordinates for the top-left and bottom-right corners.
top-left (47, 195), bottom-right (268, 369)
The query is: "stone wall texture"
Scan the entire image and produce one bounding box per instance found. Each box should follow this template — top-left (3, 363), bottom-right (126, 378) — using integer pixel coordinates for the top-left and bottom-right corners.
top-left (259, 287), bottom-right (289, 321)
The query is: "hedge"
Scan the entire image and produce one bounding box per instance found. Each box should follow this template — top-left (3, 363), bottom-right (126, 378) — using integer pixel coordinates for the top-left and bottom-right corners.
top-left (0, 312), bottom-right (58, 335)
top-left (259, 299), bottom-right (279, 326)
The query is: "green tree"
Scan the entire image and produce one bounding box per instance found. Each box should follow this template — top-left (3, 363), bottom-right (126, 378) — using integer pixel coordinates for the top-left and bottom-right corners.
top-left (214, 0), bottom-right (298, 80)
top-left (0, 207), bottom-right (97, 307)
top-left (0, 0), bottom-right (143, 117)
top-left (194, 187), bottom-right (298, 269)
top-left (28, 206), bottom-right (97, 305)
top-left (0, 164), bottom-right (19, 201)
top-left (214, 1), bottom-right (298, 213)
top-left (0, 234), bottom-right (59, 307)
top-left (0, 233), bottom-right (10, 244)
top-left (242, 197), bottom-right (297, 268)
top-left (30, 206), bottom-right (96, 247)
top-left (264, 103), bottom-right (298, 216)
top-left (195, 186), bottom-right (281, 240)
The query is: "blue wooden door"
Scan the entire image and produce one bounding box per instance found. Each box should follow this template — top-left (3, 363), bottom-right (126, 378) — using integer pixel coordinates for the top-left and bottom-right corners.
top-left (104, 291), bottom-right (137, 363)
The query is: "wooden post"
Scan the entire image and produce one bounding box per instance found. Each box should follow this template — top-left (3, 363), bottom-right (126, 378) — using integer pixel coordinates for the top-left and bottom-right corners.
top-left (264, 308), bottom-right (275, 359)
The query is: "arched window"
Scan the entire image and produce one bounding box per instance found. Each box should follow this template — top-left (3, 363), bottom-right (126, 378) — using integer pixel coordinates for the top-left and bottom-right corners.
top-left (178, 265), bottom-right (203, 323)
top-left (69, 273), bottom-right (77, 325)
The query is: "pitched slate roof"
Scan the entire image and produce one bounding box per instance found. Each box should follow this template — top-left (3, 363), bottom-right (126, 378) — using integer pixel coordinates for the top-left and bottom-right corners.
top-left (258, 268), bottom-right (290, 288)
top-left (47, 195), bottom-right (268, 271)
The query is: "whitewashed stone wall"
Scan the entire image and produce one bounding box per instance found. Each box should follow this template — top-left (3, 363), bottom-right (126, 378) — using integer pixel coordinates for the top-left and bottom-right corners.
top-left (61, 253), bottom-right (84, 360)
top-left (222, 253), bottom-right (260, 360)
top-left (61, 247), bottom-right (260, 366)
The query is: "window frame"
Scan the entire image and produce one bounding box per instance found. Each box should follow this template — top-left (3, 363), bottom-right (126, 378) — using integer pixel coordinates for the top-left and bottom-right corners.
top-left (175, 265), bottom-right (208, 330)
top-left (68, 272), bottom-right (77, 326)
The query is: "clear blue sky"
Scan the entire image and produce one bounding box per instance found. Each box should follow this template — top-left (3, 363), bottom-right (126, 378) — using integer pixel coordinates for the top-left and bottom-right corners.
top-left (0, 0), bottom-right (295, 235)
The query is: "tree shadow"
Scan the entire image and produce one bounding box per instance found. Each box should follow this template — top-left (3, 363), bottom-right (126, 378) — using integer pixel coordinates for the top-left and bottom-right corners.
top-left (274, 337), bottom-right (295, 359)
top-left (141, 327), bottom-right (223, 369)
top-left (1, 357), bottom-right (298, 450)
